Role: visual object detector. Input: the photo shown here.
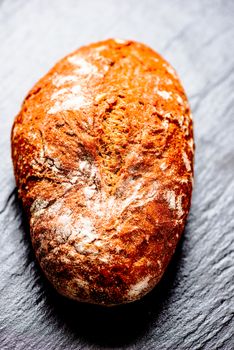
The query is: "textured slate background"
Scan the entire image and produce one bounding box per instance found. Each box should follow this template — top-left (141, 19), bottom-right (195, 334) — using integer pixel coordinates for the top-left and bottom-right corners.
top-left (0, 0), bottom-right (234, 349)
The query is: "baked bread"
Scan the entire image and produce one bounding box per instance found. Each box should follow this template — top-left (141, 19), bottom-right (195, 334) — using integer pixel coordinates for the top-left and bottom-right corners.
top-left (11, 39), bottom-right (194, 306)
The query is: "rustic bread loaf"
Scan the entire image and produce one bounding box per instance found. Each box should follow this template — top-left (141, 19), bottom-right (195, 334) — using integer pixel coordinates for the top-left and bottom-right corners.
top-left (11, 39), bottom-right (194, 306)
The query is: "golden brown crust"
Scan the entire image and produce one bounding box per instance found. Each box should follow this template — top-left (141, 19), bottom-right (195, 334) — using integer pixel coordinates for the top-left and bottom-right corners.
top-left (11, 39), bottom-right (194, 305)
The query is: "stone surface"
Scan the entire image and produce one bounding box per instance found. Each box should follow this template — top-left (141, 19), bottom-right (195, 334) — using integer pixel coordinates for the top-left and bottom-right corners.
top-left (0, 0), bottom-right (233, 349)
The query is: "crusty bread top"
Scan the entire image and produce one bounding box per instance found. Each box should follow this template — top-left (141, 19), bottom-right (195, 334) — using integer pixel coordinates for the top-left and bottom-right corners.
top-left (12, 39), bottom-right (194, 305)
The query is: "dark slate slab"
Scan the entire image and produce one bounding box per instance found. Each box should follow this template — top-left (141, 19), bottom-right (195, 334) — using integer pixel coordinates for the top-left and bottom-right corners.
top-left (0, 0), bottom-right (233, 349)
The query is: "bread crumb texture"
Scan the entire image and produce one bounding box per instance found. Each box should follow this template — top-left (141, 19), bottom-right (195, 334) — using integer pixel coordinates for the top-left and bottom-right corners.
top-left (12, 39), bottom-right (194, 305)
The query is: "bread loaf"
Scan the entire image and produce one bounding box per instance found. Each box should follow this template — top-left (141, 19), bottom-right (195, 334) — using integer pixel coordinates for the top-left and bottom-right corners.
top-left (11, 39), bottom-right (194, 305)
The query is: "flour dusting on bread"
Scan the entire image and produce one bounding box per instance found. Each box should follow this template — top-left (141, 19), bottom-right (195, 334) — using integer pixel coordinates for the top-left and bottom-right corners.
top-left (12, 39), bottom-right (194, 305)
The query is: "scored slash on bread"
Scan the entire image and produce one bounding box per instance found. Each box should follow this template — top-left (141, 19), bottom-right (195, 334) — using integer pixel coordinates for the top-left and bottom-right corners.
top-left (11, 39), bottom-right (194, 306)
